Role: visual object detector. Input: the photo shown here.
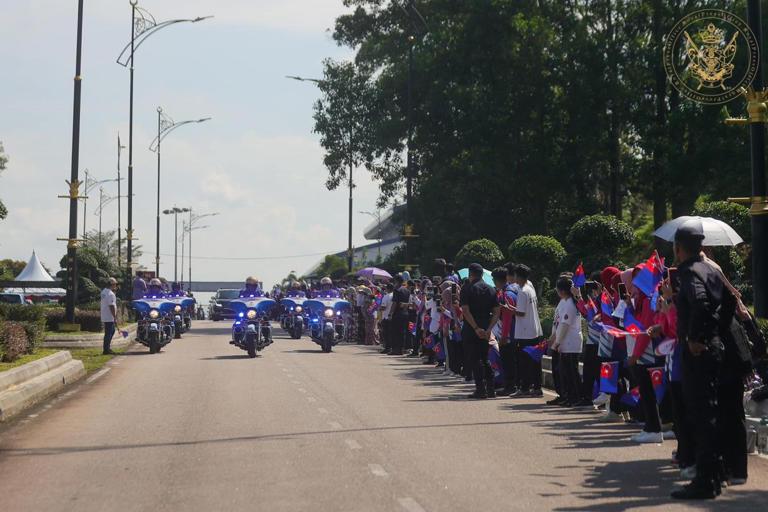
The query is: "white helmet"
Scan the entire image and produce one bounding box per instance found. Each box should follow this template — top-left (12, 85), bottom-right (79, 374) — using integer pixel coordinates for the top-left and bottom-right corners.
top-left (149, 278), bottom-right (162, 287)
top-left (245, 276), bottom-right (259, 286)
top-left (320, 277), bottom-right (332, 286)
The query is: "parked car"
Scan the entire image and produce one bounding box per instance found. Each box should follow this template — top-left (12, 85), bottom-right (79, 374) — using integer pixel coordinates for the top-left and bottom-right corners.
top-left (0, 293), bottom-right (28, 305)
top-left (208, 289), bottom-right (241, 321)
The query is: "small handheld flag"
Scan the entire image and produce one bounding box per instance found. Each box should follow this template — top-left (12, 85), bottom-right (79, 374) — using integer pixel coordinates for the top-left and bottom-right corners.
top-left (585, 297), bottom-right (598, 322)
top-left (620, 387), bottom-right (641, 408)
top-left (600, 291), bottom-right (614, 317)
top-left (648, 367), bottom-right (666, 402)
top-left (599, 361), bottom-right (619, 394)
top-left (573, 263), bottom-right (586, 287)
top-left (523, 339), bottom-right (548, 362)
top-left (633, 251), bottom-right (665, 298)
top-left (120, 330), bottom-right (129, 339)
top-left (622, 308), bottom-right (645, 335)
top-left (488, 344), bottom-right (504, 386)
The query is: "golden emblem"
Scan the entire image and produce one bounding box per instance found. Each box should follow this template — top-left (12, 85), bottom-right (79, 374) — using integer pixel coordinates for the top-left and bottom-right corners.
top-left (664, 10), bottom-right (759, 105)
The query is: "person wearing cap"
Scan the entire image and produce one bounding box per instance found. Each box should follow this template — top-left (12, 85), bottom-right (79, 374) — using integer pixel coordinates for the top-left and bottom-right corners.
top-left (100, 277), bottom-right (119, 355)
top-left (671, 218), bottom-right (734, 500)
top-left (386, 273), bottom-right (411, 355)
top-left (460, 263), bottom-right (501, 399)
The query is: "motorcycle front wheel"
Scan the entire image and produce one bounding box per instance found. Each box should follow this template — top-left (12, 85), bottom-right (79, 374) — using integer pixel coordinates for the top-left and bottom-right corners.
top-left (149, 331), bottom-right (160, 354)
top-left (245, 333), bottom-right (257, 358)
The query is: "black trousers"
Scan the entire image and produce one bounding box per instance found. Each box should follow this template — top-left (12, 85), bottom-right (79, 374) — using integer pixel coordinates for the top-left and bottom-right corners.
top-left (499, 342), bottom-right (517, 391)
top-left (462, 338), bottom-right (474, 378)
top-left (580, 343), bottom-right (600, 400)
top-left (516, 338), bottom-right (542, 390)
top-left (682, 350), bottom-right (720, 490)
top-left (550, 351), bottom-right (561, 396)
top-left (447, 339), bottom-right (463, 375)
top-left (632, 364), bottom-right (662, 433)
top-left (356, 307), bottom-right (366, 344)
top-left (466, 338), bottom-right (493, 394)
top-left (717, 375), bottom-right (747, 480)
top-left (559, 353), bottom-right (582, 401)
top-left (379, 319), bottom-right (389, 350)
top-left (389, 315), bottom-right (407, 354)
top-left (670, 380), bottom-right (695, 468)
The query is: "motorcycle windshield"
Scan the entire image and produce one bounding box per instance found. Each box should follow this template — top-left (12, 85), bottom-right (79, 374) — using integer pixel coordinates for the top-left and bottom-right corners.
top-left (280, 298), bottom-right (305, 310)
top-left (230, 298), bottom-right (276, 316)
top-left (133, 298), bottom-right (176, 315)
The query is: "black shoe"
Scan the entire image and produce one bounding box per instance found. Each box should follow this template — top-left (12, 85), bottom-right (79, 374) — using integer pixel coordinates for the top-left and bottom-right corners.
top-left (546, 397), bottom-right (565, 406)
top-left (502, 387), bottom-right (518, 396)
top-left (573, 398), bottom-right (594, 407)
top-left (670, 483), bottom-right (716, 500)
top-left (407, 352), bottom-right (420, 358)
top-left (509, 389), bottom-right (530, 398)
top-left (380, 348), bottom-right (390, 354)
top-left (529, 388), bottom-right (543, 398)
top-left (464, 375), bottom-right (473, 383)
top-left (486, 389), bottom-right (497, 399)
top-left (466, 391), bottom-right (488, 400)
top-left (388, 351), bottom-right (403, 356)
top-left (558, 399), bottom-right (576, 407)
top-left (103, 349), bottom-right (116, 355)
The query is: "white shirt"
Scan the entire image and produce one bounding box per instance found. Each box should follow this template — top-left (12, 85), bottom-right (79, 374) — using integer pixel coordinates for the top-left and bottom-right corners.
top-left (553, 298), bottom-right (583, 353)
top-left (380, 293), bottom-right (393, 318)
top-left (426, 299), bottom-right (440, 333)
top-left (513, 281), bottom-right (543, 340)
top-left (100, 288), bottom-right (117, 323)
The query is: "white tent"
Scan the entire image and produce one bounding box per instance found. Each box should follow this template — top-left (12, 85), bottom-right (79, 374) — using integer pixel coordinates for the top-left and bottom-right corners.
top-left (3, 251), bottom-right (66, 296)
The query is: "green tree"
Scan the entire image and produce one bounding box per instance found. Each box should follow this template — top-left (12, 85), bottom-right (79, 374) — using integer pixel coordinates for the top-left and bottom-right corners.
top-left (454, 239), bottom-right (504, 270)
top-left (313, 254), bottom-right (349, 281)
top-left (0, 259), bottom-right (26, 281)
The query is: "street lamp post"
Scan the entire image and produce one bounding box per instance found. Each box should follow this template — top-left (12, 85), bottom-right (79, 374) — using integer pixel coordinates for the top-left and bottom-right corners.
top-left (117, 133), bottom-right (126, 267)
top-left (116, 2), bottom-right (212, 283)
top-left (162, 207), bottom-right (189, 282)
top-left (94, 193), bottom-right (127, 261)
top-left (60, 0), bottom-right (85, 325)
top-left (187, 210), bottom-right (218, 291)
top-left (82, 173), bottom-right (121, 239)
top-left (287, 74), bottom-right (355, 272)
top-left (360, 210), bottom-right (383, 261)
top-left (150, 109), bottom-right (210, 277)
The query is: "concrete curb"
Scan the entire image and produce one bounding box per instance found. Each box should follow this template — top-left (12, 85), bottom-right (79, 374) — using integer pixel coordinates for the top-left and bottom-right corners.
top-left (43, 323), bottom-right (137, 349)
top-left (0, 351), bottom-right (86, 422)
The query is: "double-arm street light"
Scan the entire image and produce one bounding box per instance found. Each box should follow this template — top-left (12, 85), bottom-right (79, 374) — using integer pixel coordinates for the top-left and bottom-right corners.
top-left (116, 1), bottom-right (212, 282)
top-left (162, 206), bottom-right (189, 281)
top-left (287, 74), bottom-right (356, 272)
top-left (82, 170), bottom-right (122, 239)
top-left (150, 109), bottom-right (211, 277)
top-left (94, 192), bottom-right (128, 255)
top-left (186, 210), bottom-right (219, 291)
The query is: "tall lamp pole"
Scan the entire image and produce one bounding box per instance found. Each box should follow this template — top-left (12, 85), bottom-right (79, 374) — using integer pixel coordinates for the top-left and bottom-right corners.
top-left (60, 0), bottom-right (86, 325)
top-left (360, 210), bottom-right (383, 261)
top-left (82, 173), bottom-right (121, 239)
top-left (117, 133), bottom-right (126, 267)
top-left (150, 109), bottom-right (210, 277)
top-left (187, 210), bottom-right (218, 291)
top-left (287, 74), bottom-right (356, 271)
top-left (116, 2), bottom-right (212, 284)
top-left (162, 207), bottom-right (189, 282)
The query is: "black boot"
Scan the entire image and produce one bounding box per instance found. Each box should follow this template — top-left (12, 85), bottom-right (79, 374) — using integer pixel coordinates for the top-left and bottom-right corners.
top-left (670, 483), bottom-right (717, 500)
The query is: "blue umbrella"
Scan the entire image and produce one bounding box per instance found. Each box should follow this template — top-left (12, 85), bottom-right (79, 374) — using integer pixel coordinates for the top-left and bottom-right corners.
top-left (457, 267), bottom-right (494, 287)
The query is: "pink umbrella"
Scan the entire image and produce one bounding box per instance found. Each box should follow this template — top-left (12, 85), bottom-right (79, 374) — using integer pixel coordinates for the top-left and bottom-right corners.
top-left (355, 267), bottom-right (392, 281)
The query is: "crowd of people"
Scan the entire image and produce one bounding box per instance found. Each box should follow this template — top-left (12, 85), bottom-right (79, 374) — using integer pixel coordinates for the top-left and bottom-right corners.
top-left (338, 219), bottom-right (767, 501)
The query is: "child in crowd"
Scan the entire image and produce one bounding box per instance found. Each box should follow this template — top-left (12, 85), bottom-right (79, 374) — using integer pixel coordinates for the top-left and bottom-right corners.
top-left (547, 276), bottom-right (583, 406)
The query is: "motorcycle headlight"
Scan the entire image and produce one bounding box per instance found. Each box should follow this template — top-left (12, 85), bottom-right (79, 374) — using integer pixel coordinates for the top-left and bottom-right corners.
top-left (247, 309), bottom-right (257, 319)
top-left (174, 305), bottom-right (182, 312)
top-left (149, 309), bottom-right (160, 319)
top-left (295, 306), bottom-right (303, 313)
top-left (324, 308), bottom-right (334, 318)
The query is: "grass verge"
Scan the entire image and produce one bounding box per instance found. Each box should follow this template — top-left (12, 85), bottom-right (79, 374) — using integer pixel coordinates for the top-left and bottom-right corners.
top-left (68, 347), bottom-right (127, 373)
top-left (0, 349), bottom-right (60, 372)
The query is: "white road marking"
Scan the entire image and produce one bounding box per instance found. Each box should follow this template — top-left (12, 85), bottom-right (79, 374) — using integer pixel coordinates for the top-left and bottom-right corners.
top-left (398, 497), bottom-right (426, 512)
top-left (345, 439), bottom-right (361, 450)
top-left (86, 367), bottom-right (111, 384)
top-left (318, 408), bottom-right (329, 414)
top-left (368, 464), bottom-right (389, 477)
top-left (328, 421), bottom-right (342, 430)
top-left (306, 396), bottom-right (317, 403)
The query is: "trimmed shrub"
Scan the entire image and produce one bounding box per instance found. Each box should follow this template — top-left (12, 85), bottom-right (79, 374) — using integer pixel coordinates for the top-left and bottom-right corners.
top-left (0, 321), bottom-right (29, 362)
top-left (538, 305), bottom-right (555, 336)
top-left (45, 308), bottom-right (103, 332)
top-left (693, 200), bottom-right (751, 244)
top-left (454, 239), bottom-right (505, 270)
top-left (20, 320), bottom-right (45, 353)
top-left (0, 304), bottom-right (46, 323)
top-left (566, 215), bottom-right (635, 272)
top-left (508, 235), bottom-right (567, 282)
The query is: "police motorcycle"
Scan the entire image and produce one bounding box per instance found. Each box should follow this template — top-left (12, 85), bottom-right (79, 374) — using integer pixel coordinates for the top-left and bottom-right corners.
top-left (304, 278), bottom-right (350, 353)
top-left (229, 277), bottom-right (276, 358)
top-left (167, 285), bottom-right (195, 335)
top-left (132, 279), bottom-right (176, 354)
top-left (280, 286), bottom-right (307, 339)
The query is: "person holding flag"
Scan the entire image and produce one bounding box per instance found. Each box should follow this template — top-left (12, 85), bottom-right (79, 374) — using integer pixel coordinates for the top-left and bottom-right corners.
top-left (546, 276), bottom-right (584, 406)
top-left (574, 274), bottom-right (605, 405)
top-left (492, 266), bottom-right (519, 395)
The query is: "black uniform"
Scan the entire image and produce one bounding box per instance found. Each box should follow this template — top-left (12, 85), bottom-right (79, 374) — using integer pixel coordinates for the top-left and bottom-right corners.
top-left (389, 285), bottom-right (411, 355)
top-left (460, 278), bottom-right (499, 396)
top-left (675, 254), bottom-right (734, 492)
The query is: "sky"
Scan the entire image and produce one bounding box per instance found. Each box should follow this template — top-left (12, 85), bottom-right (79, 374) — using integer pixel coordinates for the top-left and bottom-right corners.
top-left (0, 0), bottom-right (385, 287)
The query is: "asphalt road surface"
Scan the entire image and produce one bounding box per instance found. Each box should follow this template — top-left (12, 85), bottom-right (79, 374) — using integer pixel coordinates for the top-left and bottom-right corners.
top-left (1, 321), bottom-right (766, 511)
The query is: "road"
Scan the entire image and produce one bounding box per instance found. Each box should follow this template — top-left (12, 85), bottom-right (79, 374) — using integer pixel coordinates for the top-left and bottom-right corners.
top-left (0, 321), bottom-right (766, 512)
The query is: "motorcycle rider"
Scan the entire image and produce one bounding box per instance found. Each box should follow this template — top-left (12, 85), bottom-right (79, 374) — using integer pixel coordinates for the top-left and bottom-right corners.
top-left (144, 278), bottom-right (167, 298)
top-left (240, 276), bottom-right (265, 298)
top-left (286, 281), bottom-right (307, 298)
top-left (314, 276), bottom-right (341, 299)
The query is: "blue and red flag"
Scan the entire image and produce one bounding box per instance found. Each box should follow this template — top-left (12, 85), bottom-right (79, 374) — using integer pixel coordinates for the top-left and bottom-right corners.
top-left (573, 262), bottom-right (587, 287)
top-left (523, 339), bottom-right (548, 362)
top-left (599, 361), bottom-right (619, 394)
top-left (648, 367), bottom-right (666, 402)
top-left (650, 288), bottom-right (661, 312)
top-left (622, 307), bottom-right (645, 335)
top-left (620, 386), bottom-right (641, 408)
top-left (433, 338), bottom-right (445, 361)
top-left (488, 344), bottom-right (504, 386)
top-left (633, 251), bottom-right (665, 298)
top-left (600, 291), bottom-right (614, 317)
top-left (585, 297), bottom-right (598, 322)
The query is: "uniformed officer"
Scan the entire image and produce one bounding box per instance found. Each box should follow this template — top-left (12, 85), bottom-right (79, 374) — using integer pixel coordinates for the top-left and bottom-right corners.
top-left (460, 263), bottom-right (501, 399)
top-left (671, 218), bottom-right (734, 500)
